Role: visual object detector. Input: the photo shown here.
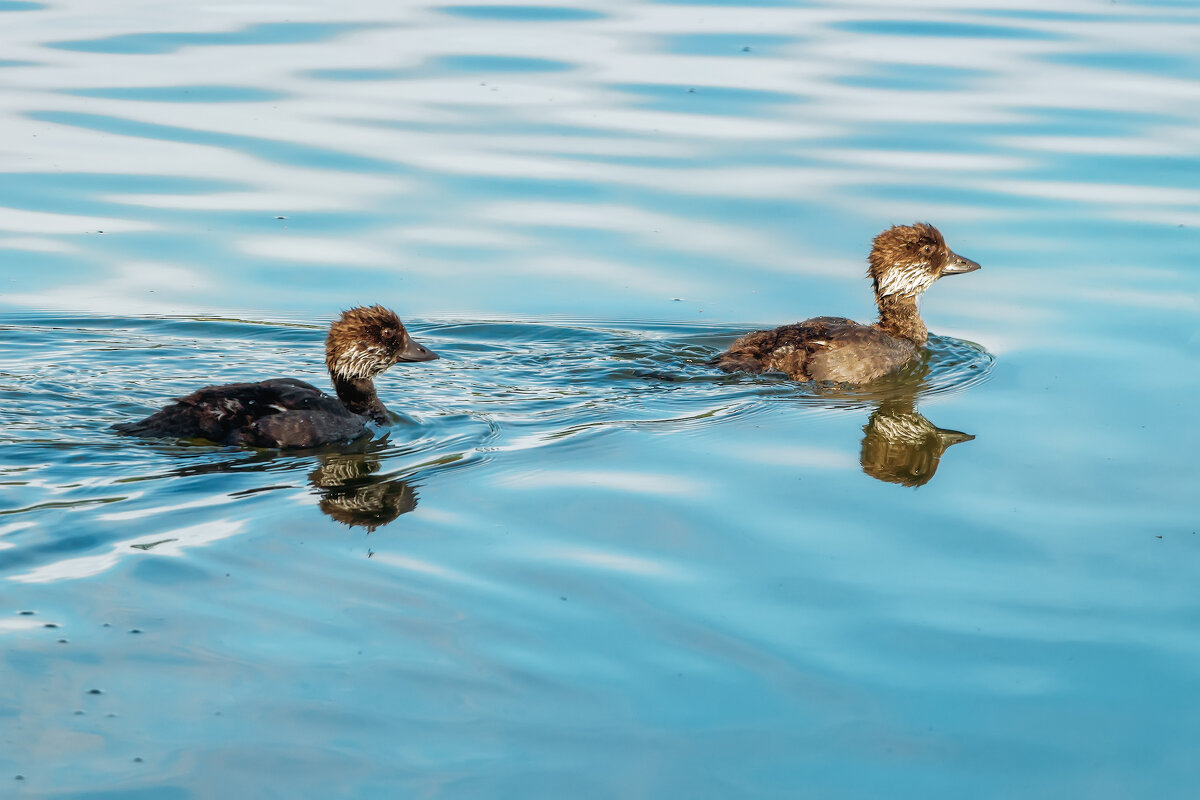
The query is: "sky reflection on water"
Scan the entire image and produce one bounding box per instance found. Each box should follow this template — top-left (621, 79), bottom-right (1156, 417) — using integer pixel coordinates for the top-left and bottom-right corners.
top-left (1, 1), bottom-right (1199, 798)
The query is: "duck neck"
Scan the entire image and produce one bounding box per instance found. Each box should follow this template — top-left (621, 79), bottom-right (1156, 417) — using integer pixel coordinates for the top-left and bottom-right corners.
top-left (332, 375), bottom-right (389, 423)
top-left (875, 294), bottom-right (928, 344)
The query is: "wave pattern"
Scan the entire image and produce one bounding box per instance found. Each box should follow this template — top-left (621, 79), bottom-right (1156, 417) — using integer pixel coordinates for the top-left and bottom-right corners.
top-left (0, 314), bottom-right (991, 574)
top-left (1, 3), bottom-right (1197, 797)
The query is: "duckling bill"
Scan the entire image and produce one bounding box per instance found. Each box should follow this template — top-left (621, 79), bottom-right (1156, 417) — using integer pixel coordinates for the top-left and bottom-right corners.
top-left (713, 223), bottom-right (980, 385)
top-left (112, 305), bottom-right (438, 449)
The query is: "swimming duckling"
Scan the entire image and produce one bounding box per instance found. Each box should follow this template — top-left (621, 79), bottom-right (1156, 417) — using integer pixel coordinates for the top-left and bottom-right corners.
top-left (713, 223), bottom-right (980, 384)
top-left (112, 305), bottom-right (438, 448)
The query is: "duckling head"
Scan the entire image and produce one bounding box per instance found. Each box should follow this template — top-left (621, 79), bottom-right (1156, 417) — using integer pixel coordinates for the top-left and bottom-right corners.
top-left (868, 223), bottom-right (980, 301)
top-left (325, 305), bottom-right (439, 382)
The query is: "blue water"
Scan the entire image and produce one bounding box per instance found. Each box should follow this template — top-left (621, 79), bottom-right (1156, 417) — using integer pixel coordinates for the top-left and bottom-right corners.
top-left (1, 1), bottom-right (1198, 797)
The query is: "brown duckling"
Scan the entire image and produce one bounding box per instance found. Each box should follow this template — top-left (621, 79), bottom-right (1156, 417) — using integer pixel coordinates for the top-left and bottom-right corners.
top-left (112, 305), bottom-right (439, 449)
top-left (713, 223), bottom-right (980, 384)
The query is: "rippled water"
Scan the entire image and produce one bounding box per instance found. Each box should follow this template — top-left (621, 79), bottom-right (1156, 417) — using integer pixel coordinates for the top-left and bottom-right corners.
top-left (2, 1), bottom-right (1199, 797)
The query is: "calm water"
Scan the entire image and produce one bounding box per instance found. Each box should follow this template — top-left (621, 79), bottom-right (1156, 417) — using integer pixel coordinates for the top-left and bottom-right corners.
top-left (2, 0), bottom-right (1199, 797)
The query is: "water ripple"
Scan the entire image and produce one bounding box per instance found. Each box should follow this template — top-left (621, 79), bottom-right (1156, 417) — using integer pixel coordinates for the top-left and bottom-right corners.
top-left (0, 312), bottom-right (993, 580)
top-left (47, 22), bottom-right (374, 55)
top-left (1, 3), bottom-right (1196, 794)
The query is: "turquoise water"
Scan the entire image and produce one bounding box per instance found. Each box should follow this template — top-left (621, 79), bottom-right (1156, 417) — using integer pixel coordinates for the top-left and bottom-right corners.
top-left (2, 1), bottom-right (1198, 797)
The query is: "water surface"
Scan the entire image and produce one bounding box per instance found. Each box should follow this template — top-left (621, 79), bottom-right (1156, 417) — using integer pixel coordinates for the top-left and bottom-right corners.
top-left (1, 1), bottom-right (1198, 797)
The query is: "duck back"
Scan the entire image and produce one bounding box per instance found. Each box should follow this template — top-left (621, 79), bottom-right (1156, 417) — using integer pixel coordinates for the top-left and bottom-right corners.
top-left (113, 378), bottom-right (368, 448)
top-left (713, 317), bottom-right (916, 384)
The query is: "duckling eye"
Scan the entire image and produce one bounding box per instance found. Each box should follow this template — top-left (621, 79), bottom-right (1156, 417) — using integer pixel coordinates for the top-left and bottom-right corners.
top-left (381, 327), bottom-right (395, 339)
top-left (920, 244), bottom-right (935, 256)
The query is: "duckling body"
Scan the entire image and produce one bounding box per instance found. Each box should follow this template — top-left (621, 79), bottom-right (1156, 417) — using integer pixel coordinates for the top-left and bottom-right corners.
top-left (715, 316), bottom-right (916, 384)
top-left (113, 378), bottom-right (368, 448)
top-left (713, 223), bottom-right (980, 384)
top-left (113, 306), bottom-right (438, 449)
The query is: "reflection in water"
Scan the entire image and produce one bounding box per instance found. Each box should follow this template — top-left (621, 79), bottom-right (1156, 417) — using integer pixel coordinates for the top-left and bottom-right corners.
top-left (0, 0), bottom-right (1194, 793)
top-left (309, 451), bottom-right (417, 532)
top-left (859, 396), bottom-right (973, 487)
top-left (809, 345), bottom-right (978, 487)
top-left (170, 440), bottom-right (419, 531)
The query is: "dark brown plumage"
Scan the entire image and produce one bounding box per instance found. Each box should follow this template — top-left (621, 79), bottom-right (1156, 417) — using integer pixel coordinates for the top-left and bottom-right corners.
top-left (112, 305), bottom-right (439, 449)
top-left (713, 223), bottom-right (980, 384)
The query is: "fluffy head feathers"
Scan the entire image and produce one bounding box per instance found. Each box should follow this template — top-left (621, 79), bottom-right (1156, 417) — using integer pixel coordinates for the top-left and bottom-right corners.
top-left (325, 305), bottom-right (409, 381)
top-left (868, 223), bottom-right (948, 299)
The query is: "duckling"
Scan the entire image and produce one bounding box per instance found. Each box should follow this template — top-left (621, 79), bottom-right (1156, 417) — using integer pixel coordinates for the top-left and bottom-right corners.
top-left (112, 305), bottom-right (438, 448)
top-left (713, 223), bottom-right (980, 384)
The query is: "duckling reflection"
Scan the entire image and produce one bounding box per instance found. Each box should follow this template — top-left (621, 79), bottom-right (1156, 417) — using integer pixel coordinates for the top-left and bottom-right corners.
top-left (859, 397), bottom-right (974, 487)
top-left (309, 452), bottom-right (417, 531)
top-left (153, 442), bottom-right (417, 530)
top-left (797, 344), bottom-right (979, 487)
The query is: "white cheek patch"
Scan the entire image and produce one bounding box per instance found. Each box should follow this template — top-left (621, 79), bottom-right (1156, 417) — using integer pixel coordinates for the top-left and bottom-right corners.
top-left (331, 343), bottom-right (390, 380)
top-left (876, 261), bottom-right (937, 298)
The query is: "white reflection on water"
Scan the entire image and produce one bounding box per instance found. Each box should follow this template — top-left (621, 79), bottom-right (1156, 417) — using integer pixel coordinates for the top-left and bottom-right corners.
top-left (0, 235), bottom-right (79, 253)
top-left (540, 546), bottom-right (691, 579)
top-left (5, 262), bottom-right (212, 315)
top-left (96, 493), bottom-right (238, 522)
top-left (371, 551), bottom-right (496, 589)
top-left (479, 201), bottom-right (801, 269)
top-left (238, 235), bottom-right (397, 267)
top-left (717, 442), bottom-right (860, 470)
top-left (0, 617), bottom-right (45, 633)
top-left (0, 520), bottom-right (36, 551)
top-left (6, 519), bottom-right (244, 583)
top-left (1, 7), bottom-right (1197, 797)
top-left (983, 179), bottom-right (1200, 207)
top-left (494, 467), bottom-right (708, 495)
top-left (0, 0), bottom-right (1196, 336)
top-left (0, 205), bottom-right (155, 234)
